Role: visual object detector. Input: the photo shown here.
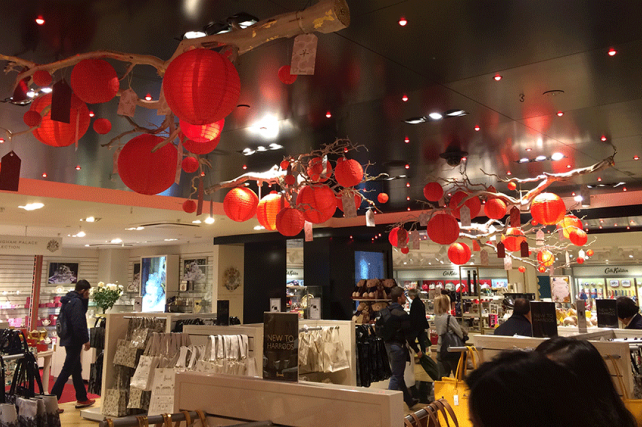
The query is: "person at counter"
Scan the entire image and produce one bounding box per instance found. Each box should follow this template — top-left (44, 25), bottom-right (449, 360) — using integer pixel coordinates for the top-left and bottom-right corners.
top-left (494, 298), bottom-right (532, 337)
top-left (617, 296), bottom-right (642, 329)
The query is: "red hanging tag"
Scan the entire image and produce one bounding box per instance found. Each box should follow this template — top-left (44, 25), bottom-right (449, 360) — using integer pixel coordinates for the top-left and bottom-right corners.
top-left (74, 109), bottom-right (80, 151)
top-left (196, 176), bottom-right (204, 215)
top-left (510, 206), bottom-right (521, 227)
top-left (497, 242), bottom-right (506, 258)
top-left (473, 240), bottom-right (481, 252)
top-left (520, 240), bottom-right (529, 257)
top-left (51, 79), bottom-right (72, 123)
top-left (0, 151), bottom-right (21, 191)
top-left (396, 229), bottom-right (408, 249)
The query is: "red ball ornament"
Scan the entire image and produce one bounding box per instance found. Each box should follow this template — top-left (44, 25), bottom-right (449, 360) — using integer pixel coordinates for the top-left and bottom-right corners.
top-left (448, 242), bottom-right (471, 265)
top-left (32, 70), bottom-right (52, 87)
top-left (377, 193), bottom-right (389, 204)
top-left (93, 118), bottom-right (112, 134)
top-left (449, 191), bottom-right (481, 219)
top-left (586, 249), bottom-right (594, 257)
top-left (556, 215), bottom-right (582, 239)
top-left (182, 200), bottom-right (197, 213)
top-left (224, 187), bottom-right (259, 222)
top-left (280, 160), bottom-right (290, 170)
top-left (423, 182), bottom-right (443, 202)
top-left (577, 257), bottom-right (585, 264)
top-left (118, 134), bottom-right (178, 195)
top-left (484, 198), bottom-right (507, 219)
top-left (285, 175), bottom-right (296, 186)
top-left (518, 266), bottom-right (526, 273)
top-left (422, 284), bottom-right (429, 291)
top-left (507, 182), bottom-right (517, 191)
top-left (501, 227), bottom-right (525, 252)
top-left (531, 193), bottom-right (566, 225)
top-left (297, 185), bottom-right (336, 224)
top-left (569, 229), bottom-right (588, 246)
top-left (336, 192), bottom-right (361, 212)
top-left (538, 266), bottom-right (546, 273)
top-left (163, 49), bottom-right (240, 125)
top-left (30, 94), bottom-right (90, 147)
top-left (182, 135), bottom-right (220, 155)
top-left (531, 220), bottom-right (538, 226)
top-left (181, 157), bottom-right (199, 173)
top-left (537, 249), bottom-right (554, 267)
top-left (388, 227), bottom-right (409, 247)
top-left (334, 158), bottom-right (363, 187)
top-left (23, 111), bottom-right (41, 127)
top-left (278, 65), bottom-right (298, 85)
top-left (401, 247), bottom-right (410, 254)
top-left (179, 119), bottom-right (224, 143)
top-left (427, 214), bottom-right (460, 245)
top-left (276, 207), bottom-right (305, 236)
top-left (70, 59), bottom-right (119, 104)
top-left (307, 157), bottom-right (333, 182)
top-left (257, 192), bottom-right (283, 231)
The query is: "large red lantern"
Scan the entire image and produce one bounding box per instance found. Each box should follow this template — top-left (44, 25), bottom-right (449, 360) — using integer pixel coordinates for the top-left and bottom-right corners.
top-left (423, 182), bottom-right (443, 202)
top-left (70, 59), bottom-right (119, 104)
top-left (448, 242), bottom-right (471, 265)
top-left (389, 227), bottom-right (409, 247)
top-left (501, 227), bottom-right (525, 252)
top-left (118, 134), bottom-right (177, 195)
top-left (224, 188), bottom-right (258, 222)
top-left (334, 158), bottom-right (363, 187)
top-left (257, 192), bottom-right (283, 231)
top-left (427, 214), bottom-right (460, 245)
top-left (182, 135), bottom-right (220, 155)
top-left (556, 215), bottom-right (582, 239)
top-left (569, 229), bottom-right (588, 246)
top-left (307, 157), bottom-right (333, 182)
top-left (278, 65), bottom-right (298, 84)
top-left (297, 185), bottom-right (336, 224)
top-left (93, 118), bottom-right (112, 134)
top-left (449, 191), bottom-right (481, 219)
top-left (531, 193), bottom-right (566, 225)
top-left (484, 198), bottom-right (507, 219)
top-left (163, 49), bottom-right (240, 125)
top-left (179, 119), bottom-right (224, 143)
top-left (276, 207), bottom-right (305, 236)
top-left (537, 249), bottom-right (555, 267)
top-left (30, 94), bottom-right (90, 147)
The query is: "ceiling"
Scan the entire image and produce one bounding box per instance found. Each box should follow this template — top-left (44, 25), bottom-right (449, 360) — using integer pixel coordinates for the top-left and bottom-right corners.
top-left (1, 1), bottom-right (642, 246)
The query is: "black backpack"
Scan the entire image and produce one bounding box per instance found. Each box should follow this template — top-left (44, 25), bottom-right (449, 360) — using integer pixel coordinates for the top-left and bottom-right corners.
top-left (56, 303), bottom-right (70, 340)
top-left (374, 306), bottom-right (397, 341)
top-left (440, 315), bottom-right (465, 362)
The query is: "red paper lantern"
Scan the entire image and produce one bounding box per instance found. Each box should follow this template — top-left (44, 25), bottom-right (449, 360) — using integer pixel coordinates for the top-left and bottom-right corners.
top-left (531, 220), bottom-right (538, 226)
top-left (70, 59), bottom-right (119, 104)
top-left (224, 187), bottom-right (259, 222)
top-left (449, 191), bottom-right (481, 219)
top-left (32, 70), bottom-right (52, 87)
top-left (538, 266), bottom-right (546, 273)
top-left (501, 227), bottom-right (525, 252)
top-left (257, 192), bottom-right (283, 231)
top-left (531, 193), bottom-right (566, 225)
top-left (297, 185), bottom-right (336, 224)
top-left (336, 191), bottom-right (361, 212)
top-left (427, 214), bottom-right (460, 245)
top-left (518, 266), bottom-right (526, 273)
top-left (388, 227), bottom-right (409, 247)
top-left (586, 249), bottom-right (594, 257)
top-left (569, 229), bottom-right (588, 246)
top-left (280, 160), bottom-right (290, 170)
top-left (423, 182), bottom-right (443, 202)
top-left (276, 207), bottom-right (305, 236)
top-left (508, 182), bottom-right (517, 191)
top-left (278, 65), bottom-right (298, 84)
top-left (179, 119), bottom-right (224, 143)
top-left (307, 157), bottom-right (333, 182)
top-left (163, 49), bottom-right (240, 125)
top-left (401, 247), bottom-right (410, 254)
top-left (537, 249), bottom-right (554, 267)
top-left (577, 257), bottom-right (585, 264)
top-left (484, 198), bottom-right (507, 219)
top-left (23, 111), bottom-right (41, 127)
top-left (181, 157), bottom-right (199, 173)
top-left (118, 134), bottom-right (178, 195)
top-left (93, 118), bottom-right (112, 134)
top-left (448, 242), bottom-right (471, 265)
top-left (182, 135), bottom-right (220, 155)
top-left (285, 175), bottom-right (296, 186)
top-left (377, 193), bottom-right (389, 204)
top-left (556, 215), bottom-right (582, 239)
top-left (182, 200), bottom-right (196, 213)
top-left (334, 158), bottom-right (363, 187)
top-left (30, 94), bottom-right (90, 147)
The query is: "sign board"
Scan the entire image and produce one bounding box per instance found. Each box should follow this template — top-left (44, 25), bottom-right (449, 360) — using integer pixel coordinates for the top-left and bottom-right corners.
top-left (309, 297), bottom-right (321, 320)
top-left (530, 301), bottom-right (557, 338)
top-left (0, 235), bottom-right (62, 256)
top-left (263, 312), bottom-right (299, 382)
top-left (216, 300), bottom-right (229, 325)
top-left (577, 300), bottom-right (588, 333)
top-left (596, 299), bottom-right (618, 328)
top-left (270, 298), bottom-right (282, 313)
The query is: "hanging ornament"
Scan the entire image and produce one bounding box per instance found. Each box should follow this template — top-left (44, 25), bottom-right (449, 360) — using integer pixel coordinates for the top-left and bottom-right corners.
top-left (179, 118), bottom-right (224, 143)
top-left (586, 249), bottom-right (594, 257)
top-left (70, 59), bottom-right (120, 104)
top-left (569, 229), bottom-right (588, 246)
top-left (530, 193), bottom-right (566, 225)
top-left (276, 207), bottom-right (305, 236)
top-left (336, 190), bottom-right (361, 213)
top-left (280, 160), bottom-right (290, 170)
top-left (182, 200), bottom-right (197, 213)
top-left (93, 118), bottom-right (112, 134)
top-left (448, 242), bottom-right (471, 265)
top-left (538, 266), bottom-right (546, 273)
top-left (23, 111), bottom-right (41, 127)
top-left (117, 134), bottom-right (177, 195)
top-left (32, 70), bottom-right (52, 87)
top-left (29, 94), bottom-right (90, 147)
top-left (507, 182), bottom-right (517, 191)
top-left (257, 192), bottom-right (282, 231)
top-left (520, 240), bottom-right (529, 257)
top-left (297, 185), bottom-right (336, 224)
top-left (181, 157), bottom-right (199, 173)
top-left (472, 240), bottom-right (481, 252)
top-left (537, 249), bottom-right (555, 267)
top-left (224, 187), bottom-right (259, 222)
top-left (401, 247), bottom-right (410, 254)
top-left (501, 227), bottom-right (525, 252)
top-left (518, 266), bottom-right (526, 273)
top-left (497, 242), bottom-right (506, 258)
top-left (307, 156), bottom-right (332, 182)
top-left (334, 158), bottom-right (363, 187)
top-left (448, 191), bottom-right (481, 219)
top-left (377, 193), bottom-right (389, 204)
top-left (484, 198), bottom-right (507, 219)
top-left (388, 227), bottom-right (409, 247)
top-left (423, 182), bottom-right (443, 202)
top-left (577, 257), bottom-right (585, 264)
top-left (556, 215), bottom-right (582, 239)
top-left (427, 214), bottom-right (460, 245)
top-left (278, 65), bottom-right (298, 84)
top-left (182, 135), bottom-right (221, 155)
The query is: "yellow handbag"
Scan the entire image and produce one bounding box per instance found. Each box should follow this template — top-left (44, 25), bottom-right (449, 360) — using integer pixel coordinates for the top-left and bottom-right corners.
top-left (609, 356), bottom-right (642, 425)
top-left (433, 347), bottom-right (479, 427)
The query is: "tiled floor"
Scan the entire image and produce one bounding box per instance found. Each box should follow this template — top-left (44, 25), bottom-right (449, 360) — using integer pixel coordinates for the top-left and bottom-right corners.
top-left (59, 399), bottom-right (101, 427)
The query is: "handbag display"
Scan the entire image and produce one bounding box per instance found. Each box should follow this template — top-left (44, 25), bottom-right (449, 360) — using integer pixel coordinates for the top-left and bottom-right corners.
top-left (439, 315), bottom-right (465, 363)
top-left (0, 403), bottom-right (17, 427)
top-left (113, 339), bottom-right (139, 369)
top-left (102, 388), bottom-right (129, 418)
top-left (433, 347), bottom-right (479, 427)
top-left (88, 352), bottom-right (103, 396)
top-left (89, 317), bottom-right (106, 350)
top-left (404, 398), bottom-right (459, 427)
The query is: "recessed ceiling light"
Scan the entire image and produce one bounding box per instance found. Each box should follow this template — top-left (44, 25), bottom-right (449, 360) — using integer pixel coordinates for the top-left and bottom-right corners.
top-left (242, 165), bottom-right (247, 170)
top-left (494, 74), bottom-right (502, 81)
top-left (601, 135), bottom-right (607, 142)
top-left (204, 217), bottom-right (215, 224)
top-left (35, 16), bottom-right (45, 25)
top-left (144, 93), bottom-right (152, 101)
top-left (401, 94), bottom-right (408, 102)
top-left (88, 111), bottom-right (95, 118)
top-left (184, 30), bottom-right (207, 39)
top-left (41, 173), bottom-right (47, 178)
top-left (75, 165), bottom-right (81, 171)
top-left (608, 48), bottom-right (617, 56)
top-left (192, 220), bottom-right (202, 224)
top-left (597, 177), bottom-right (602, 182)
top-left (405, 117), bottom-right (426, 125)
top-left (405, 164), bottom-right (410, 169)
top-left (519, 158), bottom-right (529, 164)
top-left (111, 238), bottom-right (122, 244)
top-left (325, 111), bottom-right (332, 118)
top-left (535, 155), bottom-right (547, 162)
top-left (86, 216), bottom-right (95, 222)
top-left (404, 137), bottom-right (410, 143)
top-left (525, 148), bottom-right (532, 152)
top-left (444, 109), bottom-right (468, 117)
top-left (557, 111), bottom-right (564, 117)
top-left (18, 203), bottom-right (44, 211)
top-left (398, 17), bottom-right (408, 26)
top-left (634, 155), bottom-right (639, 160)
top-left (254, 225), bottom-right (265, 230)
top-left (164, 238), bottom-right (178, 242)
top-left (551, 152), bottom-right (564, 161)
top-left (76, 231), bottom-right (86, 237)
top-left (507, 171), bottom-right (512, 175)
top-left (428, 112), bottom-right (443, 120)
top-left (474, 125), bottom-right (480, 131)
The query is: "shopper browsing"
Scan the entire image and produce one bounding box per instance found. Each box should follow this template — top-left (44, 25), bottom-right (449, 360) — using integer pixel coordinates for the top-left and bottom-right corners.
top-left (617, 296), bottom-right (642, 329)
top-left (407, 288), bottom-right (430, 353)
top-left (493, 298), bottom-right (533, 336)
top-left (433, 294), bottom-right (465, 378)
top-left (51, 280), bottom-right (96, 409)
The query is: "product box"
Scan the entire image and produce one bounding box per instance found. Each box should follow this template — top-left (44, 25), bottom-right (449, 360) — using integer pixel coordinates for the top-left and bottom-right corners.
top-left (46, 302), bottom-right (55, 308)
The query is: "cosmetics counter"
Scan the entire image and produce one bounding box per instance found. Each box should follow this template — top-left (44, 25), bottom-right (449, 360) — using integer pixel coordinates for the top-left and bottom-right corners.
top-left (571, 264), bottom-right (642, 310)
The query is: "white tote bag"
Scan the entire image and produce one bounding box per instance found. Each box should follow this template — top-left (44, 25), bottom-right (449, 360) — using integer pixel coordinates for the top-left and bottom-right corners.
top-left (0, 403), bottom-right (17, 427)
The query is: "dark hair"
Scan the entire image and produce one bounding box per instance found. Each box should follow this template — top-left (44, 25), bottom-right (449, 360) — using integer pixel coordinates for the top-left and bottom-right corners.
top-left (390, 286), bottom-right (404, 303)
top-left (535, 337), bottom-right (636, 427)
top-left (617, 296), bottom-right (639, 319)
top-left (75, 279), bottom-right (91, 292)
top-left (466, 351), bottom-right (593, 427)
top-left (513, 298), bottom-right (530, 315)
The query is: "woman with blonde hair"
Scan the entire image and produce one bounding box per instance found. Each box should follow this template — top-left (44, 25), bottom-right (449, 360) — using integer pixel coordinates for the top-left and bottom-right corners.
top-left (433, 294), bottom-right (464, 378)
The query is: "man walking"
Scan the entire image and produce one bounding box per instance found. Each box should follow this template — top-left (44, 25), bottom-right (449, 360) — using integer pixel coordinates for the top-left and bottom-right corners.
top-left (51, 279), bottom-right (95, 408)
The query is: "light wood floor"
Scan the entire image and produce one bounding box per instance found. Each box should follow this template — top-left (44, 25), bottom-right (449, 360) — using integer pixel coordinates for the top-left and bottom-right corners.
top-left (59, 399), bottom-right (101, 427)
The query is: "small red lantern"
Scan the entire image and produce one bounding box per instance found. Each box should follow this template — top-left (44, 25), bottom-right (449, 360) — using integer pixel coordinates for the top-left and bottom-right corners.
top-left (334, 158), bottom-right (363, 187)
top-left (297, 185), bottom-right (336, 224)
top-left (117, 134), bottom-right (178, 195)
top-left (276, 207), bottom-right (305, 236)
top-left (280, 160), bottom-right (290, 170)
top-left (182, 200), bottom-right (197, 213)
top-left (501, 227), bottom-right (525, 252)
top-left (70, 59), bottom-right (120, 104)
top-left (257, 192), bottom-right (283, 231)
top-left (538, 266), bottom-right (546, 273)
top-left (278, 65), bottom-right (298, 85)
top-left (577, 257), bottom-right (585, 264)
top-left (30, 94), bottom-right (90, 147)
top-left (181, 157), bottom-right (199, 173)
top-left (586, 249), bottom-right (594, 257)
top-left (484, 198), bottom-right (507, 219)
top-left (180, 119), bottom-right (224, 143)
top-left (163, 49), bottom-right (241, 125)
top-left (557, 215), bottom-right (582, 239)
top-left (569, 229), bottom-right (588, 246)
top-left (224, 187), bottom-right (259, 222)
top-left (401, 247), bottom-right (410, 254)
top-left (423, 182), bottom-right (443, 202)
top-left (377, 193), bottom-right (389, 204)
top-left (508, 182), bottom-right (517, 191)
top-left (388, 227), bottom-right (409, 247)
top-left (448, 242), bottom-right (471, 265)
top-left (531, 220), bottom-right (538, 226)
top-left (531, 193), bottom-right (566, 225)
top-left (336, 191), bottom-right (361, 212)
top-left (537, 249), bottom-right (554, 267)
top-left (518, 266), bottom-right (526, 273)
top-left (93, 118), bottom-right (112, 134)
top-left (285, 175), bottom-right (296, 186)
top-left (23, 111), bottom-right (41, 127)
top-left (449, 191), bottom-right (481, 219)
top-left (427, 214), bottom-right (460, 245)
top-left (182, 135), bottom-right (221, 155)
top-left (32, 70), bottom-right (52, 87)
top-left (307, 157), bottom-right (333, 182)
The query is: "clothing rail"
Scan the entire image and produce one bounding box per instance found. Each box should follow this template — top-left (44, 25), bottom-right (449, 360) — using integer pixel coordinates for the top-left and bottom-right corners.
top-left (100, 410), bottom-right (202, 427)
top-left (0, 352), bottom-right (32, 362)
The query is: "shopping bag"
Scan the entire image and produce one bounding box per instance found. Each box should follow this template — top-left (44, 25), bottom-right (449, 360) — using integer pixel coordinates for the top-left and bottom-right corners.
top-left (405, 348), bottom-right (416, 388)
top-left (89, 317), bottom-right (106, 350)
top-left (40, 394), bottom-right (61, 427)
top-left (113, 339), bottom-right (138, 369)
top-left (88, 352), bottom-right (103, 396)
top-left (433, 347), bottom-right (479, 427)
top-left (419, 354), bottom-right (439, 381)
top-left (101, 389), bottom-right (128, 418)
top-left (130, 355), bottom-right (159, 391)
top-left (609, 355), bottom-right (642, 424)
top-left (16, 397), bottom-right (37, 427)
top-left (0, 403), bottom-right (18, 427)
top-left (127, 386), bottom-right (151, 410)
top-left (147, 368), bottom-right (176, 417)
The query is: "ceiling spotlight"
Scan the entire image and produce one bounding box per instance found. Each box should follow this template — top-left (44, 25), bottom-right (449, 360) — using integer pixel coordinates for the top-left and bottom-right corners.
top-left (474, 125), bottom-right (480, 131)
top-left (192, 220), bottom-right (202, 224)
top-left (608, 48), bottom-right (617, 56)
top-left (507, 171), bottom-right (512, 175)
top-left (405, 117), bottom-right (426, 125)
top-left (76, 231), bottom-right (86, 237)
top-left (402, 94), bottom-right (408, 102)
top-left (256, 146), bottom-right (267, 152)
top-left (86, 216), bottom-right (95, 222)
top-left (268, 143), bottom-right (283, 150)
top-left (254, 225), bottom-right (265, 230)
top-left (18, 203), bottom-right (44, 211)
top-left (525, 148), bottom-right (532, 152)
top-left (601, 135), bottom-right (607, 142)
top-left (551, 152), bottom-right (565, 161)
top-left (184, 30), bottom-right (207, 39)
top-left (325, 111), bottom-right (332, 118)
top-left (428, 112), bottom-right (443, 120)
top-left (144, 93), bottom-right (152, 101)
top-left (634, 155), bottom-right (639, 160)
top-left (26, 90), bottom-right (36, 98)
top-left (597, 177), bottom-right (602, 182)
top-left (41, 173), bottom-right (47, 178)
top-left (111, 238), bottom-right (122, 244)
top-left (88, 111), bottom-right (95, 118)
top-left (204, 216), bottom-right (215, 224)
top-left (444, 109), bottom-right (468, 117)
top-left (404, 137), bottom-right (410, 143)
top-left (519, 158), bottom-right (529, 164)
top-left (535, 155), bottom-right (547, 162)
top-left (557, 111), bottom-right (564, 117)
top-left (40, 87), bottom-right (52, 94)
top-left (405, 164), bottom-right (410, 169)
top-left (398, 17), bottom-right (408, 26)
top-left (75, 165), bottom-right (81, 171)
top-left (493, 74), bottom-right (502, 81)
top-left (35, 16), bottom-right (45, 25)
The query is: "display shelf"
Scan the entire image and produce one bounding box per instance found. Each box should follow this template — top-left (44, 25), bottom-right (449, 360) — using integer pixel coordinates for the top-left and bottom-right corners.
top-left (351, 298), bottom-right (390, 302)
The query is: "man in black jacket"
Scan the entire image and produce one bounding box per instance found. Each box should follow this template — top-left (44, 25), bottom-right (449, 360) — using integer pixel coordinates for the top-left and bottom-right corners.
top-left (383, 287), bottom-right (422, 408)
top-left (617, 296), bottom-right (642, 329)
top-left (408, 288), bottom-right (430, 353)
top-left (51, 280), bottom-right (95, 408)
top-left (494, 298), bottom-right (533, 337)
